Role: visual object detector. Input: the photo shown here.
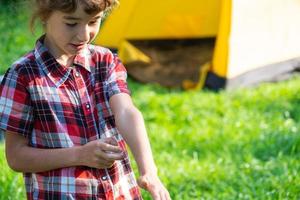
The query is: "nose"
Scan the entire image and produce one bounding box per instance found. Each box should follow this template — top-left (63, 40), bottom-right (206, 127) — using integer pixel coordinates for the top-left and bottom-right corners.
top-left (77, 25), bottom-right (90, 42)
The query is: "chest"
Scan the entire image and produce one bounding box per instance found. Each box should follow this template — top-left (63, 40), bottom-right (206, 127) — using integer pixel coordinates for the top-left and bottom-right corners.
top-left (27, 69), bottom-right (114, 138)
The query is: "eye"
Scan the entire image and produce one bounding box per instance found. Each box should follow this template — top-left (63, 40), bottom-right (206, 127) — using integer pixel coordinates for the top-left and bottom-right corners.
top-left (89, 19), bottom-right (101, 26)
top-left (66, 23), bottom-right (77, 27)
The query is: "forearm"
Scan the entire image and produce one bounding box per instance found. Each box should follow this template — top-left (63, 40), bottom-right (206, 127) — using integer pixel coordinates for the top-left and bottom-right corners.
top-left (10, 146), bottom-right (80, 173)
top-left (110, 94), bottom-right (170, 199)
top-left (5, 132), bottom-right (81, 173)
top-left (115, 107), bottom-right (157, 175)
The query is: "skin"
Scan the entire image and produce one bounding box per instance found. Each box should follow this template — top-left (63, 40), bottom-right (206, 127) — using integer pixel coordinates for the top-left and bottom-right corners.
top-left (43, 3), bottom-right (102, 67)
top-left (5, 2), bottom-right (171, 200)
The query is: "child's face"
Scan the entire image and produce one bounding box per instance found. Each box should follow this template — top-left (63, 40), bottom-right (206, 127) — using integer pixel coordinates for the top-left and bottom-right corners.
top-left (44, 3), bottom-right (103, 59)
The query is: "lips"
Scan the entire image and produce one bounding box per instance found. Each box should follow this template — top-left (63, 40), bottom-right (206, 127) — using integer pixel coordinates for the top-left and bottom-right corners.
top-left (70, 43), bottom-right (86, 50)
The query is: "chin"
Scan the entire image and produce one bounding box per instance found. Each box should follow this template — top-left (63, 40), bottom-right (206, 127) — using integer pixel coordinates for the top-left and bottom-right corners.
top-left (66, 50), bottom-right (80, 56)
top-left (70, 48), bottom-right (85, 55)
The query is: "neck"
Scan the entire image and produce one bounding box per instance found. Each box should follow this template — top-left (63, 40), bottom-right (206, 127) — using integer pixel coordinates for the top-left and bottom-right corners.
top-left (44, 36), bottom-right (75, 68)
top-left (56, 55), bottom-right (75, 68)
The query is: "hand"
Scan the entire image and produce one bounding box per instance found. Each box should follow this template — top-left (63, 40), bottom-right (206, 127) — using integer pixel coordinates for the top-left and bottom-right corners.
top-left (137, 173), bottom-right (171, 200)
top-left (77, 137), bottom-right (125, 169)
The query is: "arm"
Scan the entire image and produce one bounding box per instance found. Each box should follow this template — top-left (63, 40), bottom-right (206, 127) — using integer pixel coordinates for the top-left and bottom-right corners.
top-left (109, 93), bottom-right (171, 200)
top-left (5, 131), bottom-right (124, 173)
top-left (1, 67), bottom-right (123, 173)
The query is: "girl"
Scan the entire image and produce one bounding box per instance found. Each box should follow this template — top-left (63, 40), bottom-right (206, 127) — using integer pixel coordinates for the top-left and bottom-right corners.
top-left (0, 0), bottom-right (170, 199)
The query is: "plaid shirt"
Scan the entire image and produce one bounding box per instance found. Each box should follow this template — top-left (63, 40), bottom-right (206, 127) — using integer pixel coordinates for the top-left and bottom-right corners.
top-left (0, 36), bottom-right (142, 200)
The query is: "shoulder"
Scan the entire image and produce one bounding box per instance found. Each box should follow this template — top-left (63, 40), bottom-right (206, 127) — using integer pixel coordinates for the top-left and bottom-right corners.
top-left (10, 50), bottom-right (38, 73)
top-left (88, 44), bottom-right (119, 65)
top-left (3, 50), bottom-right (38, 84)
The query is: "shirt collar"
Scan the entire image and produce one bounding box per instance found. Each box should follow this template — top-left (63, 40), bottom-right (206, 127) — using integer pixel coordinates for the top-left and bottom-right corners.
top-left (73, 47), bottom-right (91, 73)
top-left (34, 35), bottom-right (91, 87)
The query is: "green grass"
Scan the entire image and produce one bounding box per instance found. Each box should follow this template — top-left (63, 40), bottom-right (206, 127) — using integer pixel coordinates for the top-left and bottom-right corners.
top-left (0, 2), bottom-right (41, 74)
top-left (1, 2), bottom-right (300, 200)
top-left (0, 145), bottom-right (25, 200)
top-left (2, 78), bottom-right (300, 199)
top-left (128, 78), bottom-right (300, 200)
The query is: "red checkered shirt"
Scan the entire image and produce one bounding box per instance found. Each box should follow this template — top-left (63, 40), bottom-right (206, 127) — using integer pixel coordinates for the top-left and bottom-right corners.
top-left (0, 36), bottom-right (142, 200)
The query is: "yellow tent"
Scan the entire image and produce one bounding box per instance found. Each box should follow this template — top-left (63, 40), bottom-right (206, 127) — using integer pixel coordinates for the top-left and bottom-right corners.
top-left (95, 0), bottom-right (300, 89)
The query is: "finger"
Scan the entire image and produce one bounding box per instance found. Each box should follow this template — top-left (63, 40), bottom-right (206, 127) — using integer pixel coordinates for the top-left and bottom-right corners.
top-left (94, 148), bottom-right (124, 161)
top-left (160, 186), bottom-right (171, 200)
top-left (98, 142), bottom-right (122, 153)
top-left (150, 190), bottom-right (160, 200)
top-left (95, 159), bottom-right (114, 169)
top-left (157, 186), bottom-right (169, 200)
top-left (159, 190), bottom-right (166, 200)
top-left (105, 151), bottom-right (125, 161)
top-left (165, 190), bottom-right (171, 200)
top-left (159, 191), bottom-right (164, 200)
top-left (103, 137), bottom-right (118, 146)
top-left (159, 188), bottom-right (170, 200)
top-left (146, 183), bottom-right (160, 200)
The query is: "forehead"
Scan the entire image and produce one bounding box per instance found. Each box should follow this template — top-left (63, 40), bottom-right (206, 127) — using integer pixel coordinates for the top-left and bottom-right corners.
top-left (54, 3), bottom-right (103, 20)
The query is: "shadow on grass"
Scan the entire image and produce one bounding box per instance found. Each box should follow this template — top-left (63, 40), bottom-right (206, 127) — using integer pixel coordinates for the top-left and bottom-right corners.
top-left (251, 130), bottom-right (300, 162)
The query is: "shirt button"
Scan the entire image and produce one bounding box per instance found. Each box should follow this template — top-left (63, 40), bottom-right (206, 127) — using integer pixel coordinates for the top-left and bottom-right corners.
top-left (101, 176), bottom-right (107, 181)
top-left (86, 104), bottom-right (90, 109)
top-left (75, 72), bottom-right (80, 77)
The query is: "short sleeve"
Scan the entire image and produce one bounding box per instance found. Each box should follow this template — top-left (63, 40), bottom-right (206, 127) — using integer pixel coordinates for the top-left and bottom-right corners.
top-left (104, 53), bottom-right (131, 101)
top-left (0, 68), bottom-right (33, 137)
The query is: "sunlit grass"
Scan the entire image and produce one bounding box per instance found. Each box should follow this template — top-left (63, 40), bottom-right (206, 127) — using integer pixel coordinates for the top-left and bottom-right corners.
top-left (2, 77), bottom-right (300, 199)
top-left (128, 77), bottom-right (300, 199)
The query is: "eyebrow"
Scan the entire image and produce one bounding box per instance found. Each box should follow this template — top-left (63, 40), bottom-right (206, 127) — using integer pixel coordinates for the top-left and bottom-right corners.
top-left (63, 16), bottom-right (102, 20)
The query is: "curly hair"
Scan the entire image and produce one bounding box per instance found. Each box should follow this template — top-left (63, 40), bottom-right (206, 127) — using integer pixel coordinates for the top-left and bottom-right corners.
top-left (30, 0), bottom-right (118, 30)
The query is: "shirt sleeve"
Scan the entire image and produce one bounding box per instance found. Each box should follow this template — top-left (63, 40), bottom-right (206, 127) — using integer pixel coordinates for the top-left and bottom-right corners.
top-left (104, 53), bottom-right (131, 101)
top-left (0, 68), bottom-right (34, 137)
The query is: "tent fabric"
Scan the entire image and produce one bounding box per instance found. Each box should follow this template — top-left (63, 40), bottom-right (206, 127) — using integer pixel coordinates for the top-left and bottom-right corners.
top-left (95, 0), bottom-right (300, 89)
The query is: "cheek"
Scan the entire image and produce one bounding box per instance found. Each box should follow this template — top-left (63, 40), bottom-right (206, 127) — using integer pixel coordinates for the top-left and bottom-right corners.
top-left (89, 28), bottom-right (100, 41)
top-left (55, 27), bottom-right (73, 40)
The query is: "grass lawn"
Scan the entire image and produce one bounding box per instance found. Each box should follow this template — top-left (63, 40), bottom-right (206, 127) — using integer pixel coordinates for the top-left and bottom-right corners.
top-left (0, 2), bottom-right (41, 74)
top-left (1, 2), bottom-right (300, 200)
top-left (1, 78), bottom-right (300, 199)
